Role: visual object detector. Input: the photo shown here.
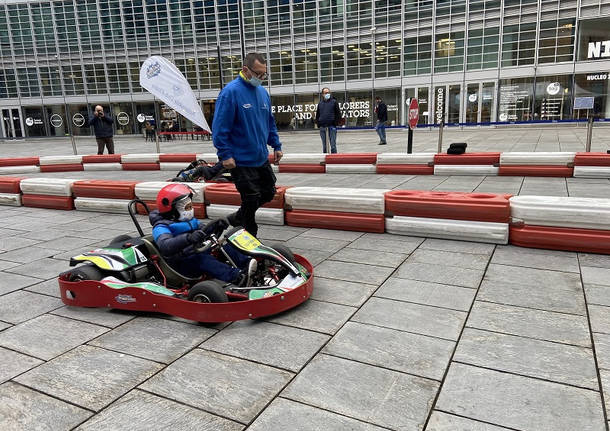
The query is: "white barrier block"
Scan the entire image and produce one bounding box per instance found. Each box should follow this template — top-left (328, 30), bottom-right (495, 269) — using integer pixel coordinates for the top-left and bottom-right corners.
top-left (121, 153), bottom-right (160, 163)
top-left (500, 152), bottom-right (575, 166)
top-left (434, 165), bottom-right (499, 176)
top-left (386, 216), bottom-right (509, 244)
top-left (0, 165), bottom-right (40, 174)
top-left (39, 155), bottom-right (83, 165)
top-left (573, 166), bottom-right (610, 179)
top-left (135, 181), bottom-right (208, 203)
top-left (195, 153), bottom-right (219, 163)
top-left (326, 164), bottom-right (377, 174)
top-left (279, 153), bottom-right (326, 164)
top-left (376, 153), bottom-right (435, 165)
top-left (510, 195), bottom-right (610, 230)
top-left (285, 186), bottom-right (388, 214)
top-left (0, 193), bottom-right (22, 206)
top-left (74, 197), bottom-right (131, 214)
top-left (83, 163), bottom-right (122, 171)
top-left (160, 162), bottom-right (188, 171)
top-left (20, 178), bottom-right (76, 196)
top-left (206, 204), bottom-right (284, 226)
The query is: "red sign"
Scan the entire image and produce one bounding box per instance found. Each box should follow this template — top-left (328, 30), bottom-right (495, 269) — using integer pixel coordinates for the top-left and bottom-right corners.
top-left (408, 98), bottom-right (419, 130)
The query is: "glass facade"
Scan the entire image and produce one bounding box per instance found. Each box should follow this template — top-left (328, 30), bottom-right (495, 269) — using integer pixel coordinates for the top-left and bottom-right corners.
top-left (1, 0), bottom-right (610, 137)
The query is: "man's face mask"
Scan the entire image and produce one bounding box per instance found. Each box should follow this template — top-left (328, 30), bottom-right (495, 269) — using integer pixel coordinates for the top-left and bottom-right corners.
top-left (324, 93), bottom-right (331, 100)
top-left (246, 67), bottom-right (267, 87)
top-left (175, 197), bottom-right (194, 221)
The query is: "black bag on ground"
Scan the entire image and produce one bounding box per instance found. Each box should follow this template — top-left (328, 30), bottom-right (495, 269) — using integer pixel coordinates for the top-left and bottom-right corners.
top-left (447, 142), bottom-right (467, 155)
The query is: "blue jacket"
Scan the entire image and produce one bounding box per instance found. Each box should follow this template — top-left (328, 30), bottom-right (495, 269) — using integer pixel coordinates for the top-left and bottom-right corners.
top-left (212, 74), bottom-right (281, 167)
top-left (88, 114), bottom-right (114, 138)
top-left (150, 210), bottom-right (201, 262)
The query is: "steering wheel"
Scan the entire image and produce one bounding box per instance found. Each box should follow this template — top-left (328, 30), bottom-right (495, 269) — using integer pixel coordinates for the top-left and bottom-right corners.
top-left (193, 238), bottom-right (215, 254)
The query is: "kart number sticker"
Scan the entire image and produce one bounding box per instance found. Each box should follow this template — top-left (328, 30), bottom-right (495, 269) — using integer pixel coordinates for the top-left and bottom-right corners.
top-left (231, 231), bottom-right (261, 251)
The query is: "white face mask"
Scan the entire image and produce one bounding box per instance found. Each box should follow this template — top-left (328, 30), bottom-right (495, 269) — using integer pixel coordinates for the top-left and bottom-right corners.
top-left (178, 208), bottom-right (194, 221)
top-left (175, 197), bottom-right (194, 221)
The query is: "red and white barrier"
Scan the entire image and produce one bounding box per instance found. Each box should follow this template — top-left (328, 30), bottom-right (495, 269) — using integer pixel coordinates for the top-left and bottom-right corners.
top-left (326, 153), bottom-right (377, 164)
top-left (434, 165), bottom-right (499, 176)
top-left (195, 153), bottom-right (219, 163)
top-left (0, 165), bottom-right (40, 174)
top-left (279, 153), bottom-right (326, 173)
top-left (499, 152), bottom-right (575, 177)
top-left (72, 180), bottom-right (139, 200)
top-left (121, 153), bottom-right (160, 170)
top-left (39, 155), bottom-right (83, 172)
top-left (573, 152), bottom-right (610, 178)
top-left (0, 193), bottom-right (21, 206)
top-left (82, 154), bottom-right (122, 163)
top-left (0, 157), bottom-right (39, 167)
top-left (376, 153), bottom-right (435, 175)
top-left (160, 162), bottom-right (188, 171)
top-left (159, 154), bottom-right (197, 163)
top-left (83, 163), bottom-right (123, 171)
top-left (20, 178), bottom-right (76, 210)
top-left (206, 204), bottom-right (284, 226)
top-left (0, 177), bottom-right (23, 206)
top-left (74, 197), bottom-right (133, 214)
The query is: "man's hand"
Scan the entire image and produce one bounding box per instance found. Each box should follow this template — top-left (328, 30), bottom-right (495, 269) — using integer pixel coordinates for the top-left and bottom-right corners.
top-left (222, 158), bottom-right (236, 169)
top-left (274, 150), bottom-right (283, 165)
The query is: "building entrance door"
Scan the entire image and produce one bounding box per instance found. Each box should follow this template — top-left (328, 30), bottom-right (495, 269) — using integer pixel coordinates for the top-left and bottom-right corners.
top-left (433, 84), bottom-right (462, 125)
top-left (1, 107), bottom-right (24, 138)
top-left (465, 82), bottom-right (496, 123)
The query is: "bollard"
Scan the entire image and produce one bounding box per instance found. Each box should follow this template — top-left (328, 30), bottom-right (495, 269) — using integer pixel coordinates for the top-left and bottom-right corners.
top-left (585, 116), bottom-right (594, 153)
top-left (437, 120), bottom-right (444, 154)
top-left (70, 134), bottom-right (78, 155)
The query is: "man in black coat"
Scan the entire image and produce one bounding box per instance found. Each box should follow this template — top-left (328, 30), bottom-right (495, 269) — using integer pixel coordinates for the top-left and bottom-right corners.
top-left (375, 96), bottom-right (388, 145)
top-left (315, 87), bottom-right (342, 153)
top-left (88, 105), bottom-right (115, 154)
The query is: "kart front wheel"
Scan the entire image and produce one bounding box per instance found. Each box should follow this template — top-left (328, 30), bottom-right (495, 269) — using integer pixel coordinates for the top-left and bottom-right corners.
top-left (67, 264), bottom-right (103, 282)
top-left (188, 280), bottom-right (228, 303)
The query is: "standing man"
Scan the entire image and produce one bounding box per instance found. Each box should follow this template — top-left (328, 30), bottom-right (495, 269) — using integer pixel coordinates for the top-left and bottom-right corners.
top-left (212, 52), bottom-right (283, 238)
top-left (375, 96), bottom-right (388, 145)
top-left (88, 105), bottom-right (115, 154)
top-left (315, 87), bottom-right (342, 153)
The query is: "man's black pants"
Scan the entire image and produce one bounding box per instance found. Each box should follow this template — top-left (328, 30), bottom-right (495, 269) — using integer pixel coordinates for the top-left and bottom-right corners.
top-left (96, 137), bottom-right (115, 155)
top-left (230, 161), bottom-right (276, 237)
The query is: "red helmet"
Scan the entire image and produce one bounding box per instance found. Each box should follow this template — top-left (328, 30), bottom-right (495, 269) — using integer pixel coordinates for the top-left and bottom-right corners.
top-left (156, 183), bottom-right (193, 214)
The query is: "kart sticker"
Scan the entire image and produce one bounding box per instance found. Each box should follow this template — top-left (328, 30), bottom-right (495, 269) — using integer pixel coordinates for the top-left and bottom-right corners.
top-left (230, 231), bottom-right (261, 251)
top-left (102, 277), bottom-right (175, 296)
top-left (115, 294), bottom-right (137, 304)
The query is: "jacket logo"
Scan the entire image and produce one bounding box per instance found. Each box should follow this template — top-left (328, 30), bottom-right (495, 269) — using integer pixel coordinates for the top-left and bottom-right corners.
top-left (262, 103), bottom-right (268, 110)
top-left (242, 103), bottom-right (252, 109)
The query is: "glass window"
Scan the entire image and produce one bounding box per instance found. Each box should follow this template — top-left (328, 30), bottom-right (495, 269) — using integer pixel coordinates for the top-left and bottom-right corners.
top-left (574, 73), bottom-right (610, 119)
top-left (498, 78), bottom-right (534, 122)
top-left (23, 106), bottom-right (46, 137)
top-left (534, 75), bottom-right (572, 120)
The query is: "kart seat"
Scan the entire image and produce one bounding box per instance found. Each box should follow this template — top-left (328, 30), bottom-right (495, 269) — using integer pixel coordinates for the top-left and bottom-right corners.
top-left (140, 235), bottom-right (201, 287)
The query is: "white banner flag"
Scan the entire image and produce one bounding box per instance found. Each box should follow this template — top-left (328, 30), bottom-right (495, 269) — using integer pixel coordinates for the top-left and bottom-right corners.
top-left (139, 56), bottom-right (211, 133)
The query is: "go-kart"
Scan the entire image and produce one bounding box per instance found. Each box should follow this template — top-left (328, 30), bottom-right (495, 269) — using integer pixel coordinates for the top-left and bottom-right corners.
top-left (171, 159), bottom-right (232, 183)
top-left (58, 199), bottom-right (313, 323)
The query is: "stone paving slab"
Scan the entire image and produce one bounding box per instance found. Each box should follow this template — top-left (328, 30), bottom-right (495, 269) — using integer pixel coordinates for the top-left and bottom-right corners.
top-left (0, 246), bottom-right (63, 264)
top-left (314, 260), bottom-right (395, 285)
top-left (426, 411), bottom-right (513, 430)
top-left (330, 246), bottom-right (408, 268)
top-left (299, 228), bottom-right (364, 242)
top-left (588, 304), bottom-right (610, 335)
top-left (309, 277), bottom-right (377, 307)
top-left (5, 257), bottom-right (71, 280)
top-left (265, 298), bottom-right (356, 335)
top-left (347, 232), bottom-right (424, 254)
top-left (0, 290), bottom-right (64, 324)
top-left (51, 306), bottom-right (136, 328)
top-left (140, 349), bottom-right (293, 424)
top-left (395, 261), bottom-right (485, 289)
top-left (584, 284), bottom-right (610, 307)
top-left (0, 347), bottom-right (43, 384)
top-left (491, 245), bottom-right (580, 273)
top-left (581, 266), bottom-right (610, 286)
top-left (283, 353), bottom-right (439, 430)
top-left (23, 278), bottom-right (61, 297)
top-left (419, 238), bottom-right (496, 255)
top-left (0, 272), bottom-right (41, 296)
top-left (436, 363), bottom-right (605, 431)
top-left (407, 248), bottom-right (491, 270)
top-left (579, 253), bottom-right (610, 269)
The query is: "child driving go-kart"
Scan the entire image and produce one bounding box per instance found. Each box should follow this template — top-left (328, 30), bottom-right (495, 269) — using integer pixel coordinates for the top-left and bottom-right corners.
top-left (150, 183), bottom-right (256, 286)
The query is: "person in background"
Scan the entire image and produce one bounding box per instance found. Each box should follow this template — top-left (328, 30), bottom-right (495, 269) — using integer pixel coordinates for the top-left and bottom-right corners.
top-left (375, 96), bottom-right (388, 145)
top-left (315, 87), bottom-right (342, 153)
top-left (88, 105), bottom-right (115, 154)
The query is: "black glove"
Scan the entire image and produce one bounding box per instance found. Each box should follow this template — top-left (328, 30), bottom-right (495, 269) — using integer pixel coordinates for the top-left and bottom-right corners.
top-left (187, 230), bottom-right (207, 245)
top-left (203, 218), bottom-right (229, 235)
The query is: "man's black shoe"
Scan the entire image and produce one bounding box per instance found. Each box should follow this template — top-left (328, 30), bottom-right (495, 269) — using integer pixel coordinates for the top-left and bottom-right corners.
top-left (378, 142), bottom-right (387, 145)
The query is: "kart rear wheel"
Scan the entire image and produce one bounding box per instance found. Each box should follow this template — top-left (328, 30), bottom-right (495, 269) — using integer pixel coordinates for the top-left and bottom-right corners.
top-left (188, 280), bottom-right (228, 303)
top-left (108, 234), bottom-right (132, 248)
top-left (68, 264), bottom-right (103, 282)
top-left (269, 244), bottom-right (297, 266)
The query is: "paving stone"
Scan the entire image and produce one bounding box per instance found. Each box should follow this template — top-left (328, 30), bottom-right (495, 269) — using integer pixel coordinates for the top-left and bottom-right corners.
top-left (248, 397), bottom-right (385, 431)
top-left (314, 260), bottom-right (395, 285)
top-left (347, 233), bottom-right (423, 254)
top-left (289, 247), bottom-right (334, 266)
top-left (285, 236), bottom-right (349, 253)
top-left (593, 333), bottom-right (610, 371)
top-left (375, 277), bottom-right (476, 311)
top-left (407, 249), bottom-right (490, 270)
top-left (202, 320), bottom-right (329, 372)
top-left (0, 290), bottom-right (63, 324)
top-left (589, 304), bottom-right (610, 335)
top-left (579, 253), bottom-right (610, 269)
top-left (5, 257), bottom-right (70, 280)
top-left (76, 390), bottom-right (242, 431)
top-left (0, 347), bottom-right (43, 384)
top-left (265, 299), bottom-right (355, 335)
top-left (581, 266), bottom-right (610, 287)
top-left (330, 246), bottom-right (408, 268)
top-left (467, 301), bottom-right (591, 347)
top-left (0, 245), bottom-right (64, 264)
top-left (32, 236), bottom-right (110, 252)
top-left (0, 236), bottom-right (41, 252)
top-left (0, 260), bottom-right (19, 271)
top-left (324, 321), bottom-right (454, 380)
top-left (23, 278), bottom-right (61, 297)
top-left (0, 272), bottom-right (41, 296)
top-left (600, 369), bottom-right (610, 414)
top-left (0, 381), bottom-right (92, 430)
top-left (419, 238), bottom-right (496, 255)
top-left (309, 277), bottom-right (377, 307)
top-left (257, 225), bottom-right (307, 242)
top-left (353, 297), bottom-right (467, 341)
top-left (584, 284), bottom-right (610, 307)
top-left (478, 265), bottom-right (585, 315)
top-left (436, 363), bottom-right (605, 431)
top-left (395, 261), bottom-right (484, 289)
top-left (300, 228), bottom-right (364, 241)
top-left (0, 321), bottom-right (9, 332)
top-left (282, 353), bottom-right (439, 430)
top-left (426, 411), bottom-right (512, 430)
top-left (16, 345), bottom-right (163, 412)
top-left (455, 328), bottom-right (598, 389)
top-left (0, 314), bottom-right (108, 360)
top-left (492, 245), bottom-right (579, 272)
top-left (140, 349), bottom-right (293, 424)
top-left (89, 316), bottom-right (215, 363)
top-left (52, 306), bottom-right (136, 328)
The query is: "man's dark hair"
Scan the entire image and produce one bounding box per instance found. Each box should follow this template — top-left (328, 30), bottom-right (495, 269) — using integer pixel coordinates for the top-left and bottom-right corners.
top-left (244, 52), bottom-right (266, 69)
top-left (376, 96), bottom-right (381, 100)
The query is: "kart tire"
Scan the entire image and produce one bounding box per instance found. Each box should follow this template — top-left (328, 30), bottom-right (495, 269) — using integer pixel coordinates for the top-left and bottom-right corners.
top-left (188, 280), bottom-right (228, 303)
top-left (269, 243), bottom-right (297, 266)
top-left (68, 264), bottom-right (103, 282)
top-left (109, 234), bottom-right (132, 248)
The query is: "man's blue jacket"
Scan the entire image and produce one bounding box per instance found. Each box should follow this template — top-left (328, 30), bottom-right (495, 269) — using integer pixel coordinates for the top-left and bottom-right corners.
top-left (212, 74), bottom-right (281, 167)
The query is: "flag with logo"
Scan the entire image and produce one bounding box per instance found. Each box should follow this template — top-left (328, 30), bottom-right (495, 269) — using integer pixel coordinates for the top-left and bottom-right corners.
top-left (139, 56), bottom-right (211, 133)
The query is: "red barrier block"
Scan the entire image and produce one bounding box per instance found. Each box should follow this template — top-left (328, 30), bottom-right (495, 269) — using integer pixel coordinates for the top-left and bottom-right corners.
top-left (574, 153), bottom-right (610, 166)
top-left (286, 209), bottom-right (385, 233)
top-left (385, 190), bottom-right (511, 223)
top-left (40, 163), bottom-right (83, 173)
top-left (510, 225), bottom-right (610, 254)
top-left (136, 201), bottom-right (205, 218)
top-left (204, 183), bottom-right (288, 208)
top-left (0, 157), bottom-right (39, 167)
top-left (122, 163), bottom-right (160, 171)
top-left (434, 152), bottom-right (500, 165)
top-left (499, 166), bottom-right (574, 177)
top-left (22, 194), bottom-right (74, 210)
top-left (326, 153), bottom-right (378, 164)
top-left (81, 154), bottom-right (122, 163)
top-left (73, 180), bottom-right (139, 199)
top-left (0, 177), bottom-right (25, 194)
top-left (159, 154), bottom-right (197, 162)
top-left (279, 164), bottom-right (325, 173)
top-left (376, 164), bottom-right (434, 175)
